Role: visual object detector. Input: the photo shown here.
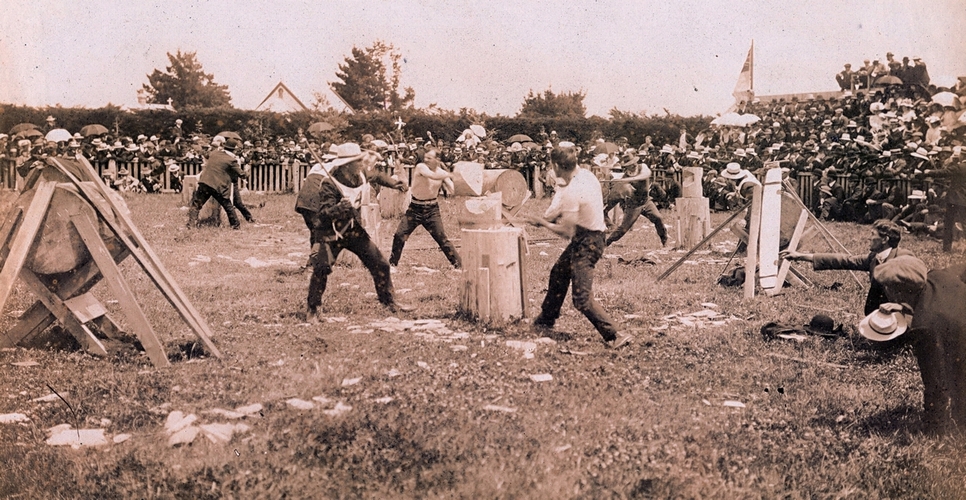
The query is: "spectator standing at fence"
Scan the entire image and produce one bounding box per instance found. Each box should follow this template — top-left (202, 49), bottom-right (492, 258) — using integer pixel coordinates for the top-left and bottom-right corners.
top-left (389, 147), bottom-right (461, 269)
top-left (782, 219), bottom-right (913, 315)
top-left (924, 150), bottom-right (966, 252)
top-left (187, 138), bottom-right (247, 230)
top-left (908, 57), bottom-right (930, 87)
top-left (527, 145), bottom-right (632, 349)
top-left (299, 143), bottom-right (413, 321)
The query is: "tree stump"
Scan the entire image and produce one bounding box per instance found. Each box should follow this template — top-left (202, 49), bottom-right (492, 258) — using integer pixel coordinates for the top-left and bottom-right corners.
top-left (459, 227), bottom-right (526, 325)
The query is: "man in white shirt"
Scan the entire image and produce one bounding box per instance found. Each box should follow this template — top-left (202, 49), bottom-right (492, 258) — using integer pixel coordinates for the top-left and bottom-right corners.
top-left (389, 147), bottom-right (461, 268)
top-left (527, 145), bottom-right (632, 348)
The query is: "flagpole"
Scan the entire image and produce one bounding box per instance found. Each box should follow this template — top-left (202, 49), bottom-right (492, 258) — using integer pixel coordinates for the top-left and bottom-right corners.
top-left (750, 40), bottom-right (754, 95)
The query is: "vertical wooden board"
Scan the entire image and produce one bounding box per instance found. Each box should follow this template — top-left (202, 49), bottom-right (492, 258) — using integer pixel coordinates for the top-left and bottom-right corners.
top-left (71, 213), bottom-right (170, 367)
top-left (758, 168), bottom-right (784, 289)
top-left (518, 234), bottom-right (529, 317)
top-left (744, 185), bottom-right (763, 299)
top-left (478, 267), bottom-right (490, 322)
top-left (0, 180), bottom-right (55, 313)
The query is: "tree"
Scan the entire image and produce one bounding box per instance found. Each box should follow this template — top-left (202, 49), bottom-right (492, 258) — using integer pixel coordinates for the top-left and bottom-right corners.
top-left (331, 41), bottom-right (415, 113)
top-left (142, 50), bottom-right (232, 109)
top-left (518, 88), bottom-right (587, 118)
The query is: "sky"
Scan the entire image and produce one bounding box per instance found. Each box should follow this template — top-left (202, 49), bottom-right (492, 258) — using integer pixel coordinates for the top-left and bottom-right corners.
top-left (2, 0), bottom-right (965, 119)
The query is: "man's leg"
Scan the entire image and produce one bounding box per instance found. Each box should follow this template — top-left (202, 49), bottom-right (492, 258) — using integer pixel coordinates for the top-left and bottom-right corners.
top-left (605, 203), bottom-right (643, 246)
top-left (210, 191), bottom-right (242, 229)
top-left (570, 230), bottom-right (619, 342)
top-left (186, 184), bottom-right (214, 227)
top-left (233, 183), bottom-right (255, 222)
top-left (422, 204), bottom-right (462, 268)
top-left (307, 240), bottom-right (340, 314)
top-left (535, 240), bottom-right (577, 327)
top-left (640, 199), bottom-right (668, 246)
top-left (389, 208), bottom-right (421, 266)
top-left (943, 203), bottom-right (957, 252)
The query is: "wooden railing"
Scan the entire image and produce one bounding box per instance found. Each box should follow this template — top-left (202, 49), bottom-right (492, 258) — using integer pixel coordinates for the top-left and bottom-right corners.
top-left (0, 158), bottom-right (938, 217)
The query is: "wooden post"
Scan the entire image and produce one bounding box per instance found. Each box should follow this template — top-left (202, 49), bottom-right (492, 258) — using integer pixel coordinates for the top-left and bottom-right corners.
top-left (744, 184), bottom-right (763, 299)
top-left (459, 227), bottom-right (526, 325)
top-left (0, 180), bottom-right (56, 313)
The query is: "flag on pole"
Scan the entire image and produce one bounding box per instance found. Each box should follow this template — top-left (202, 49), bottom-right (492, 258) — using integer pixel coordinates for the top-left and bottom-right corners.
top-left (732, 41), bottom-right (754, 103)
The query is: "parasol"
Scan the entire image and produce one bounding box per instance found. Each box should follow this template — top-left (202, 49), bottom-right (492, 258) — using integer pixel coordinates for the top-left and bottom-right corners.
top-left (932, 92), bottom-right (962, 109)
top-left (307, 122), bottom-right (334, 135)
top-left (44, 128), bottom-right (72, 142)
top-left (9, 123), bottom-right (38, 135)
top-left (507, 134), bottom-right (533, 143)
top-left (594, 142), bottom-right (620, 154)
top-left (469, 124), bottom-right (486, 138)
top-left (216, 131), bottom-right (242, 141)
top-left (79, 124), bottom-right (109, 137)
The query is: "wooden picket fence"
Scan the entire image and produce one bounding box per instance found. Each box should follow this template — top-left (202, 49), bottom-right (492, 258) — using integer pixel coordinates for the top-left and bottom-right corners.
top-left (0, 157), bottom-right (935, 214)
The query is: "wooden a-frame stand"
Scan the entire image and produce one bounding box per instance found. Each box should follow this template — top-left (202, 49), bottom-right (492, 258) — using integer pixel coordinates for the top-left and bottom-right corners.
top-left (0, 157), bottom-right (220, 367)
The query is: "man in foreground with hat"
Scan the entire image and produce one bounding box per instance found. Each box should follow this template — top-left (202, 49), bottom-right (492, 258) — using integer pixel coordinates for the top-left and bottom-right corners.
top-left (526, 145), bottom-right (632, 349)
top-left (187, 138), bottom-right (247, 230)
top-left (603, 152), bottom-right (668, 247)
top-left (782, 219), bottom-right (913, 315)
top-left (863, 256), bottom-right (966, 433)
top-left (296, 143), bottom-right (413, 321)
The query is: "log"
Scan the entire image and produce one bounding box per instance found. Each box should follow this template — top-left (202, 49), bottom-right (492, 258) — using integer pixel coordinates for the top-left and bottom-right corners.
top-left (181, 175), bottom-right (224, 225)
top-left (482, 169), bottom-right (528, 208)
top-left (452, 163), bottom-right (529, 209)
top-left (673, 197), bottom-right (711, 250)
top-left (459, 227), bottom-right (526, 324)
top-left (10, 184), bottom-right (119, 275)
top-left (458, 193), bottom-right (503, 229)
top-left (452, 162), bottom-right (484, 197)
top-left (681, 167), bottom-right (704, 198)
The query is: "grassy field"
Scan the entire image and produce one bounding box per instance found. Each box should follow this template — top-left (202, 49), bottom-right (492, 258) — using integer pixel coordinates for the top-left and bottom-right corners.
top-left (1, 189), bottom-right (965, 499)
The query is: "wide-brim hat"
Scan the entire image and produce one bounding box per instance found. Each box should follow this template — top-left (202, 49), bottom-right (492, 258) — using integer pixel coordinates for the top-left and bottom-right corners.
top-left (660, 145), bottom-right (674, 154)
top-left (686, 151), bottom-right (702, 160)
top-left (907, 189), bottom-right (926, 200)
top-left (721, 162), bottom-right (744, 179)
top-left (507, 142), bottom-right (524, 153)
top-left (733, 148), bottom-right (747, 158)
top-left (620, 153), bottom-right (639, 167)
top-left (329, 142), bottom-right (366, 168)
top-left (125, 143), bottom-right (139, 152)
top-left (858, 307), bottom-right (909, 341)
top-left (910, 148), bottom-right (930, 160)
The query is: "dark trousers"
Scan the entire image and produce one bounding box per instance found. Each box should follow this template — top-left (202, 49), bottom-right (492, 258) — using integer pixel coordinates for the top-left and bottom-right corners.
top-left (943, 203), bottom-right (966, 252)
top-left (307, 225), bottom-right (394, 312)
top-left (390, 202), bottom-right (462, 268)
top-left (535, 227), bottom-right (618, 341)
top-left (232, 182), bottom-right (254, 222)
top-left (605, 198), bottom-right (667, 246)
top-left (187, 183), bottom-right (240, 229)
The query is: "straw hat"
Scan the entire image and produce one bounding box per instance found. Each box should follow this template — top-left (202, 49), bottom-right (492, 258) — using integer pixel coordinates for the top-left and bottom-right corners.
top-left (721, 162), bottom-right (744, 179)
top-left (329, 143), bottom-right (366, 167)
top-left (858, 306), bottom-right (909, 341)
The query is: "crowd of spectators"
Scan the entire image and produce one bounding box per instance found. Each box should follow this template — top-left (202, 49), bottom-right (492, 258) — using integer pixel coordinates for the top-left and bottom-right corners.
top-left (2, 75), bottom-right (964, 243)
top-left (835, 52), bottom-right (932, 91)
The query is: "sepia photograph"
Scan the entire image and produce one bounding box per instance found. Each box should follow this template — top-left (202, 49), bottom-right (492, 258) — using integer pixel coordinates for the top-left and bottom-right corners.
top-left (2, 1), bottom-right (965, 497)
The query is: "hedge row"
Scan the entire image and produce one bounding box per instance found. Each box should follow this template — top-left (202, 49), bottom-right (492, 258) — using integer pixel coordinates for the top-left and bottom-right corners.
top-left (0, 104), bottom-right (712, 147)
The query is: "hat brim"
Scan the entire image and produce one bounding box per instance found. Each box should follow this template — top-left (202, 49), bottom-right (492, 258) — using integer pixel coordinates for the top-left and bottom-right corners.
top-left (721, 171), bottom-right (743, 179)
top-left (858, 312), bottom-right (909, 341)
top-left (329, 153), bottom-right (364, 168)
top-left (911, 153), bottom-right (929, 160)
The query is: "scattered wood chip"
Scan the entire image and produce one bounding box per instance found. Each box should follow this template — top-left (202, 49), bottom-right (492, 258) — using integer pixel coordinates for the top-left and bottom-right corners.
top-left (322, 402), bottom-right (352, 416)
top-left (235, 403), bottom-right (263, 415)
top-left (0, 413), bottom-right (29, 424)
top-left (286, 398), bottom-right (315, 410)
top-left (47, 428), bottom-right (108, 447)
top-left (723, 400), bottom-right (746, 408)
top-left (341, 377), bottom-right (362, 387)
top-left (112, 433), bottom-right (132, 444)
top-left (10, 361), bottom-right (40, 367)
top-left (483, 404), bottom-right (517, 413)
top-left (529, 373), bottom-right (553, 383)
top-left (32, 393), bottom-right (63, 403)
top-left (167, 426), bottom-right (200, 447)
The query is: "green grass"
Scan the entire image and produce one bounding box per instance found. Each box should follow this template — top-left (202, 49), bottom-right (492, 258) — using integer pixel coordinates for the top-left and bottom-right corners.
top-left (1, 191), bottom-right (965, 499)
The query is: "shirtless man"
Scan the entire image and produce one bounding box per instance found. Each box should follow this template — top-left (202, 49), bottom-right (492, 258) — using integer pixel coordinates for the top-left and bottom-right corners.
top-left (389, 147), bottom-right (462, 269)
